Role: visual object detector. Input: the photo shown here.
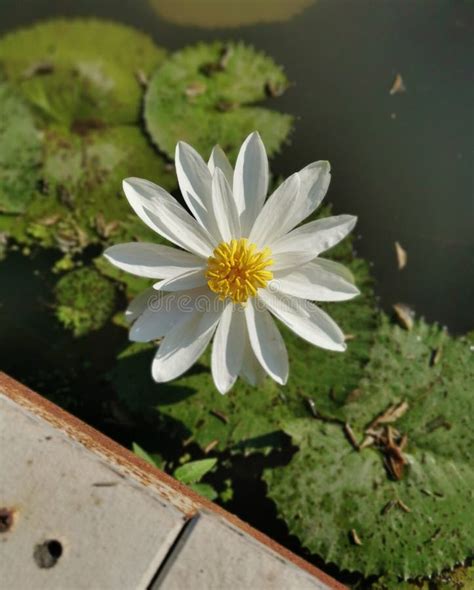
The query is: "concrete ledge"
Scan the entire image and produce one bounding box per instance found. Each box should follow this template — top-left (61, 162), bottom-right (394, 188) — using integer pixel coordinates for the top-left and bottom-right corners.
top-left (0, 372), bottom-right (346, 590)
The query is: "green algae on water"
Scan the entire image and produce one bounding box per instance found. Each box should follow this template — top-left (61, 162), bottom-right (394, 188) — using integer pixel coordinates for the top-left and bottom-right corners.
top-left (54, 268), bottom-right (116, 337)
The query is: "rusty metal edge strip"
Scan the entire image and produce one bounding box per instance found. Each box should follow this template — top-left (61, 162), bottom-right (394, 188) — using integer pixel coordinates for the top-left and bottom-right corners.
top-left (0, 371), bottom-right (346, 590)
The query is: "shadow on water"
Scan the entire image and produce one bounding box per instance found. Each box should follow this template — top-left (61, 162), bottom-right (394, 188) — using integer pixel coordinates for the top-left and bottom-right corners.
top-left (0, 248), bottom-right (126, 424)
top-left (110, 344), bottom-right (198, 411)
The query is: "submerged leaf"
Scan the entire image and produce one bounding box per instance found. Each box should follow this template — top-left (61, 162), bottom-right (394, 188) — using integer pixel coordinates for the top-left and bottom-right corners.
top-left (144, 42), bottom-right (293, 160)
top-left (0, 20), bottom-right (175, 255)
top-left (0, 81), bottom-right (42, 213)
top-left (264, 318), bottom-right (474, 578)
top-left (150, 0), bottom-right (315, 28)
top-left (0, 19), bottom-right (167, 125)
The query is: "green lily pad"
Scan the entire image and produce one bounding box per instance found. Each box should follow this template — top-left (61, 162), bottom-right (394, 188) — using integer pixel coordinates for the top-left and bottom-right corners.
top-left (2, 125), bottom-right (175, 251)
top-left (264, 318), bottom-right (474, 579)
top-left (144, 41), bottom-right (294, 160)
top-left (0, 19), bottom-right (167, 125)
top-left (0, 81), bottom-right (42, 213)
top-left (54, 268), bottom-right (116, 337)
top-left (110, 232), bottom-right (379, 455)
top-left (372, 563), bottom-right (474, 590)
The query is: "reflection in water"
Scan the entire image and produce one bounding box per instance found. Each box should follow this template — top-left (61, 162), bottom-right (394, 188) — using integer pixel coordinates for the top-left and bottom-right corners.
top-left (149, 0), bottom-right (315, 28)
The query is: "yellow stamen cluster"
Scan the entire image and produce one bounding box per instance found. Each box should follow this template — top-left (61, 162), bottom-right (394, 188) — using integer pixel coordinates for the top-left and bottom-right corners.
top-left (206, 238), bottom-right (274, 304)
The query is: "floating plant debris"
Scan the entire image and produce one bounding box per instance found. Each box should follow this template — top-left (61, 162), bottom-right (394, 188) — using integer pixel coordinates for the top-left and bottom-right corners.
top-left (389, 73), bottom-right (406, 95)
top-left (394, 241), bottom-right (407, 270)
top-left (393, 303), bottom-right (414, 331)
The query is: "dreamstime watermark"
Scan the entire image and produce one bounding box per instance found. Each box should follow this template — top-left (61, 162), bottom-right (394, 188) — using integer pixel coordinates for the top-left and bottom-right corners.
top-left (144, 281), bottom-right (313, 314)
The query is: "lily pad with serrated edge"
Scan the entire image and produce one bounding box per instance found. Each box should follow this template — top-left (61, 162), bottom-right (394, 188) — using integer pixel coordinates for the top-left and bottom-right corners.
top-left (264, 317), bottom-right (474, 579)
top-left (3, 125), bottom-right (175, 251)
top-left (0, 19), bottom-right (167, 125)
top-left (144, 41), bottom-right (294, 160)
top-left (109, 230), bottom-right (379, 455)
top-left (371, 562), bottom-right (474, 590)
top-left (0, 81), bottom-right (42, 213)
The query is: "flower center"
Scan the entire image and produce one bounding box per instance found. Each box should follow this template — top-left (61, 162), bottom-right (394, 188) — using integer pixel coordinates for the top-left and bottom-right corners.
top-left (206, 238), bottom-right (274, 304)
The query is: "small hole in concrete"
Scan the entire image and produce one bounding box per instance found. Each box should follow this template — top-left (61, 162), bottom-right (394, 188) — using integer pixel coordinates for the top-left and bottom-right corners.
top-left (33, 539), bottom-right (63, 568)
top-left (0, 508), bottom-right (15, 533)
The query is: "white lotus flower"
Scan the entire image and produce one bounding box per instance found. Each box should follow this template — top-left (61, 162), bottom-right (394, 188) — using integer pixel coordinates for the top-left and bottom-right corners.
top-left (104, 132), bottom-right (359, 394)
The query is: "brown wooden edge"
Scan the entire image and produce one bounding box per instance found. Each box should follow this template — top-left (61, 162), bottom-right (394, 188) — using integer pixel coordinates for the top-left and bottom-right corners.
top-left (0, 371), bottom-right (346, 590)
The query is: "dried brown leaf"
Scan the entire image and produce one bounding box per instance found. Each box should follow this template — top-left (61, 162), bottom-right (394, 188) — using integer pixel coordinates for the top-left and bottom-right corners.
top-left (185, 81), bottom-right (207, 99)
top-left (368, 400), bottom-right (409, 430)
top-left (430, 347), bottom-right (443, 367)
top-left (393, 303), bottom-right (414, 331)
top-left (343, 423), bottom-right (359, 450)
top-left (394, 241), bottom-right (407, 270)
top-left (390, 73), bottom-right (406, 95)
top-left (350, 528), bottom-right (363, 546)
top-left (210, 409), bottom-right (229, 424)
top-left (204, 439), bottom-right (219, 454)
top-left (38, 213), bottom-right (61, 226)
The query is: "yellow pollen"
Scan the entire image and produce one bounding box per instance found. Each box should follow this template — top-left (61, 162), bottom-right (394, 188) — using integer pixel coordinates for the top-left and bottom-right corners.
top-left (206, 238), bottom-right (274, 304)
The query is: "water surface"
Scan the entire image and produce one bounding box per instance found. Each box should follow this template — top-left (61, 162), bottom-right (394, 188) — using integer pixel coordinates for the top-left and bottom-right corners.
top-left (0, 0), bottom-right (472, 334)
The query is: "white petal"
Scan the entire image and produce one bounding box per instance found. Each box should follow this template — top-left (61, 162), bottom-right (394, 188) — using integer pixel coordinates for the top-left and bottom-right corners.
top-left (259, 289), bottom-right (346, 352)
top-left (212, 168), bottom-right (241, 242)
top-left (104, 242), bottom-right (203, 279)
top-left (153, 268), bottom-right (206, 292)
top-left (272, 260), bottom-right (359, 301)
top-left (125, 287), bottom-right (157, 324)
top-left (211, 304), bottom-right (245, 394)
top-left (249, 173), bottom-right (301, 247)
top-left (129, 292), bottom-right (187, 342)
top-left (208, 145), bottom-right (233, 185)
top-left (270, 214), bottom-right (357, 266)
top-left (233, 131), bottom-right (269, 235)
top-left (175, 141), bottom-right (220, 238)
top-left (240, 331), bottom-right (267, 386)
top-left (286, 161), bottom-right (331, 232)
top-left (244, 298), bottom-right (288, 385)
top-left (152, 306), bottom-right (223, 382)
top-left (313, 257), bottom-right (356, 284)
top-left (123, 178), bottom-right (215, 258)
top-left (271, 251), bottom-right (317, 272)
top-left (249, 162), bottom-right (331, 245)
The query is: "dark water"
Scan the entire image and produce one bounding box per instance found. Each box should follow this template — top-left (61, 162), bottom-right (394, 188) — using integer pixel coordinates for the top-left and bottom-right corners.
top-left (1, 0), bottom-right (473, 332)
